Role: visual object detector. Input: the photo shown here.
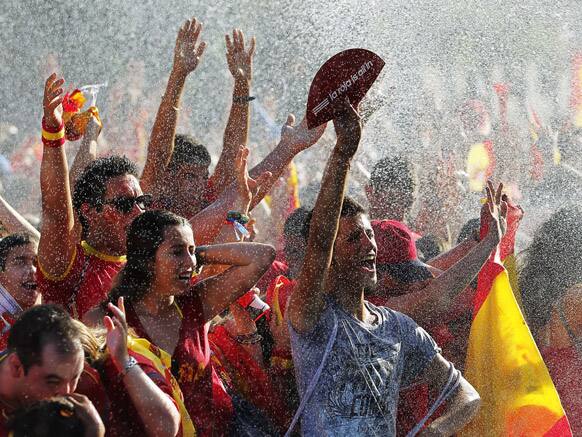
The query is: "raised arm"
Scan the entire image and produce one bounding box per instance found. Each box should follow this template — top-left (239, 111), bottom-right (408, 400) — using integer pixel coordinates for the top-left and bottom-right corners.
top-left (193, 242), bottom-right (276, 321)
top-left (420, 354), bottom-right (481, 436)
top-left (0, 194), bottom-right (40, 239)
top-left (189, 146), bottom-right (270, 245)
top-left (105, 298), bottom-right (181, 437)
top-left (38, 73), bottom-right (77, 278)
top-left (248, 115), bottom-right (326, 210)
top-left (287, 100), bottom-right (361, 334)
top-left (210, 29), bottom-right (255, 198)
top-left (387, 182), bottom-right (507, 325)
top-left (140, 17), bottom-right (206, 193)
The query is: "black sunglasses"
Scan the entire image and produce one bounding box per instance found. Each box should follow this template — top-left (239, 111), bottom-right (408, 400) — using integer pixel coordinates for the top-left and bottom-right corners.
top-left (101, 194), bottom-right (153, 214)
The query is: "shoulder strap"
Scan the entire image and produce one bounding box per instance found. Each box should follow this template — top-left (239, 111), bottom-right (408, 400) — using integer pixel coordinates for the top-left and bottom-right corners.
top-left (284, 313), bottom-right (338, 437)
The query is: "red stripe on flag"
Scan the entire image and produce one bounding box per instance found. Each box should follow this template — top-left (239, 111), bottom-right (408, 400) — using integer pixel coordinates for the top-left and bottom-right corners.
top-left (544, 416), bottom-right (572, 437)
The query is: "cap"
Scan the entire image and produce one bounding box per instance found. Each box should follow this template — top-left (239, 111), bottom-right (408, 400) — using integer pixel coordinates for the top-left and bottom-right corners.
top-left (371, 220), bottom-right (433, 283)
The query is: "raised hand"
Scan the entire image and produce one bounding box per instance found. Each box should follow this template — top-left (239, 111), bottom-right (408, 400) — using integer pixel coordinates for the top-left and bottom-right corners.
top-left (280, 114), bottom-right (327, 152)
top-left (333, 98), bottom-right (362, 158)
top-left (66, 393), bottom-right (105, 437)
top-left (104, 297), bottom-right (130, 372)
top-left (43, 73), bottom-right (64, 130)
top-left (234, 146), bottom-right (270, 212)
top-left (225, 28), bottom-right (256, 85)
top-left (482, 181), bottom-right (508, 246)
top-left (173, 17), bottom-right (206, 76)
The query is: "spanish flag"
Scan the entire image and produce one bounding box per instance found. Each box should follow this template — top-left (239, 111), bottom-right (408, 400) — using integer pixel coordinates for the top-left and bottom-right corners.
top-left (461, 204), bottom-right (572, 436)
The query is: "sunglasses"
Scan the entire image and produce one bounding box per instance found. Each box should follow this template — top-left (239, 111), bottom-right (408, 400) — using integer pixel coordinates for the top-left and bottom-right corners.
top-left (101, 194), bottom-right (153, 214)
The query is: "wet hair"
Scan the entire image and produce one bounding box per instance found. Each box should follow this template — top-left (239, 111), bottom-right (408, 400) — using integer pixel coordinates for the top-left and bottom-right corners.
top-left (301, 196), bottom-right (367, 239)
top-left (7, 397), bottom-right (85, 437)
top-left (107, 210), bottom-right (190, 305)
top-left (369, 156), bottom-right (416, 209)
top-left (168, 134), bottom-right (211, 171)
top-left (72, 156), bottom-right (139, 234)
top-left (284, 208), bottom-right (311, 240)
top-left (457, 218), bottom-right (480, 244)
top-left (7, 305), bottom-right (83, 373)
top-left (519, 206), bottom-right (582, 337)
top-left (0, 233), bottom-right (38, 271)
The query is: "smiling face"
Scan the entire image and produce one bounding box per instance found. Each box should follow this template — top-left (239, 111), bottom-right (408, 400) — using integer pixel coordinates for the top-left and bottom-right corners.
top-left (331, 213), bottom-right (378, 292)
top-left (151, 224), bottom-right (197, 297)
top-left (0, 242), bottom-right (39, 309)
top-left (83, 174), bottom-right (145, 253)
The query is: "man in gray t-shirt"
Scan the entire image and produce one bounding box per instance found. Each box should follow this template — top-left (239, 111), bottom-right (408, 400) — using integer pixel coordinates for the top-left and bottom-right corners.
top-left (287, 99), bottom-right (507, 435)
top-left (290, 300), bottom-right (439, 436)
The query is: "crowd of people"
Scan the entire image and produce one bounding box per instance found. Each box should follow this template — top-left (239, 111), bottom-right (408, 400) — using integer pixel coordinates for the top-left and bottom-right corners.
top-left (0, 14), bottom-right (581, 437)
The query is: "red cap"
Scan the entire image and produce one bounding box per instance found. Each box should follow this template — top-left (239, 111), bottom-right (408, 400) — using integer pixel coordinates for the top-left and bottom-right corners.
top-left (372, 220), bottom-right (433, 284)
top-left (372, 220), bottom-right (418, 264)
top-left (306, 48), bottom-right (385, 129)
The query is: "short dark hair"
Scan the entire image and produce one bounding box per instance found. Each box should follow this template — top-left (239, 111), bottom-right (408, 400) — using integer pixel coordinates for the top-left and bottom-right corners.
top-left (369, 156), bottom-right (416, 195)
top-left (284, 208), bottom-right (311, 239)
top-left (7, 397), bottom-right (85, 437)
top-left (168, 134), bottom-right (211, 171)
top-left (72, 155), bottom-right (139, 233)
top-left (302, 196), bottom-right (366, 239)
top-left (0, 233), bottom-right (38, 271)
top-left (7, 305), bottom-right (83, 373)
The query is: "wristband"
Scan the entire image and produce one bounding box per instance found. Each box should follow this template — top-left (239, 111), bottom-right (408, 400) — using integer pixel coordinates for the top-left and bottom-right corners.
top-left (233, 95), bottom-right (256, 104)
top-left (234, 331), bottom-right (263, 345)
top-left (41, 128), bottom-right (65, 141)
top-left (225, 211), bottom-right (250, 240)
top-left (120, 355), bottom-right (138, 376)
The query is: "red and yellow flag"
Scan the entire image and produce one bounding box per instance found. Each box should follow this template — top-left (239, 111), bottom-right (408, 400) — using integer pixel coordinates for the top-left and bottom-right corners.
top-left (461, 204), bottom-right (571, 436)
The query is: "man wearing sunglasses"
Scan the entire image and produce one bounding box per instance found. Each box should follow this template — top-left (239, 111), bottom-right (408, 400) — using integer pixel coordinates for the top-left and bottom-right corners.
top-left (37, 74), bottom-right (151, 319)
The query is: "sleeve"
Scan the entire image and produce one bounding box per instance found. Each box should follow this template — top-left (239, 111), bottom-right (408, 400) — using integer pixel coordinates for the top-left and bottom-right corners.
top-left (397, 312), bottom-right (441, 388)
top-left (36, 245), bottom-right (80, 306)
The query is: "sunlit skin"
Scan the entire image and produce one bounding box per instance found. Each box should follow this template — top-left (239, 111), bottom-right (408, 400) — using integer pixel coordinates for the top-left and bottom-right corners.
top-left (0, 343), bottom-right (84, 411)
top-left (0, 243), bottom-right (40, 309)
top-left (81, 174), bottom-right (145, 256)
top-left (166, 163), bottom-right (210, 217)
top-left (327, 214), bottom-right (377, 319)
top-left (135, 224), bottom-right (197, 354)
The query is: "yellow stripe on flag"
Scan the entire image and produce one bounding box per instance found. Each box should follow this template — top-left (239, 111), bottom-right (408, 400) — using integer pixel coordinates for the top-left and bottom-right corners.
top-left (461, 266), bottom-right (571, 436)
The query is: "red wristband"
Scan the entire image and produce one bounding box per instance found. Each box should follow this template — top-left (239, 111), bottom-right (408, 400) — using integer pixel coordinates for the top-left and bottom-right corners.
top-left (42, 117), bottom-right (64, 133)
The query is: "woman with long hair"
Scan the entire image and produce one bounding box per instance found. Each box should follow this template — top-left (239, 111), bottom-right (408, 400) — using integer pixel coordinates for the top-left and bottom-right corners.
top-left (519, 206), bottom-right (582, 432)
top-left (87, 209), bottom-right (275, 436)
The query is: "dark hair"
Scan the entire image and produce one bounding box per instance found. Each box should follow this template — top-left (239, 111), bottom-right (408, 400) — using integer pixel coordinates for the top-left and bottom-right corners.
top-left (7, 397), bottom-right (85, 437)
top-left (301, 196), bottom-right (366, 239)
top-left (457, 218), bottom-right (480, 244)
top-left (7, 305), bottom-right (83, 373)
top-left (72, 156), bottom-right (139, 234)
top-left (0, 233), bottom-right (38, 271)
top-left (370, 156), bottom-right (416, 194)
top-left (107, 210), bottom-right (190, 305)
top-left (168, 134), bottom-right (211, 171)
top-left (519, 206), bottom-right (582, 337)
top-left (284, 208), bottom-right (311, 239)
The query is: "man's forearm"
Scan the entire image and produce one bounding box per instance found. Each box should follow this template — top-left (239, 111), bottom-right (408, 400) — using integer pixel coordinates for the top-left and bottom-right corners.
top-left (213, 79), bottom-right (251, 196)
top-left (140, 68), bottom-right (188, 192)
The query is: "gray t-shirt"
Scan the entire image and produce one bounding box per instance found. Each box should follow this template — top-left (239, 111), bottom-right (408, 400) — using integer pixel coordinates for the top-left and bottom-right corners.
top-left (289, 299), bottom-right (439, 436)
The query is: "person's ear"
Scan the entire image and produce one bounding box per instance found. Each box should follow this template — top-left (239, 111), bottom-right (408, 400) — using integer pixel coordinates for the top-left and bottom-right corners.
top-left (8, 353), bottom-right (25, 378)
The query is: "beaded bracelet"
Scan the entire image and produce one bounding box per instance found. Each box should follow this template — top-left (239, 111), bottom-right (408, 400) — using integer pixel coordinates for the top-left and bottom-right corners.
top-left (225, 211), bottom-right (250, 240)
top-left (234, 331), bottom-right (263, 345)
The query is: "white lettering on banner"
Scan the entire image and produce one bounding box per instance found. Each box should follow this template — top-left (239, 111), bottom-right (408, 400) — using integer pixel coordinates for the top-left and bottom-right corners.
top-left (311, 60), bottom-right (374, 116)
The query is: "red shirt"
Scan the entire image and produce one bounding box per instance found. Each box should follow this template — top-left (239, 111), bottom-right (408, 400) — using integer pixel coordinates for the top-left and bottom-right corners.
top-left (125, 293), bottom-right (233, 437)
top-left (38, 241), bottom-right (125, 319)
top-left (100, 352), bottom-right (183, 437)
top-left (542, 346), bottom-right (582, 434)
